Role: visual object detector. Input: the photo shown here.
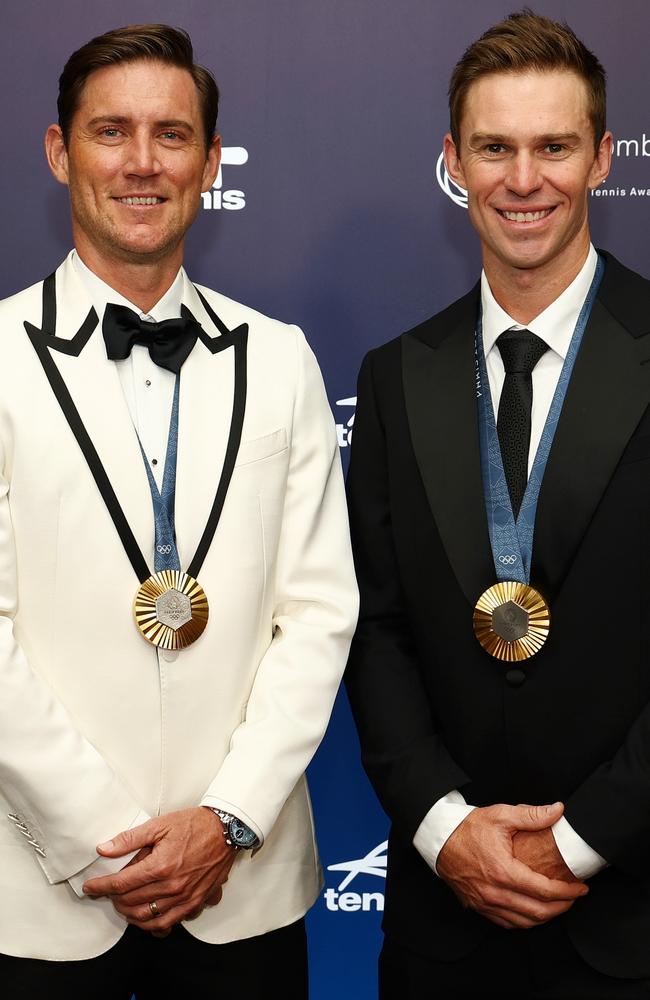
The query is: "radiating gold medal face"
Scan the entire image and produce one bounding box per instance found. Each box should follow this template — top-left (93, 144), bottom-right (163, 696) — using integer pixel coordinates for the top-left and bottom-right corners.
top-left (473, 581), bottom-right (550, 662)
top-left (134, 570), bottom-right (209, 649)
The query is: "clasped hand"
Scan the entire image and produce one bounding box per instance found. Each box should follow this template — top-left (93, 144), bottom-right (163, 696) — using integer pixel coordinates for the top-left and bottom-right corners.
top-left (436, 801), bottom-right (588, 930)
top-left (83, 806), bottom-right (237, 935)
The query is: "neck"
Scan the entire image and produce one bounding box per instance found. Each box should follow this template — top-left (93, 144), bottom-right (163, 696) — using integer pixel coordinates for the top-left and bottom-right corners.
top-left (484, 241), bottom-right (591, 325)
top-left (74, 240), bottom-right (183, 314)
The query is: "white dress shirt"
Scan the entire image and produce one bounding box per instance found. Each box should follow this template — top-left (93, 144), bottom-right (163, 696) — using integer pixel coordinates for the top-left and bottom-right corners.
top-left (67, 250), bottom-right (190, 893)
top-left (414, 244), bottom-right (607, 881)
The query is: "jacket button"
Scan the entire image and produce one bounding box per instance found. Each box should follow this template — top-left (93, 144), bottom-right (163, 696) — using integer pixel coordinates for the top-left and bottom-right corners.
top-left (505, 668), bottom-right (526, 686)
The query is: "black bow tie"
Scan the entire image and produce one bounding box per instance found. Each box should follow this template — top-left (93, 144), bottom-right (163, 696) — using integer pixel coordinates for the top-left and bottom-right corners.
top-left (102, 303), bottom-right (201, 374)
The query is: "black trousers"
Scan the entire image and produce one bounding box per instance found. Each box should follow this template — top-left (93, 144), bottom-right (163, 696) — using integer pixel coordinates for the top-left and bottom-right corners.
top-left (0, 918), bottom-right (308, 999)
top-left (379, 922), bottom-right (650, 999)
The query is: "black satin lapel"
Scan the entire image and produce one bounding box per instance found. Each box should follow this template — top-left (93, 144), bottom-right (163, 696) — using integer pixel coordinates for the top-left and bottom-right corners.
top-left (181, 302), bottom-right (248, 354)
top-left (402, 313), bottom-right (494, 607)
top-left (533, 299), bottom-right (650, 599)
top-left (24, 271), bottom-right (98, 355)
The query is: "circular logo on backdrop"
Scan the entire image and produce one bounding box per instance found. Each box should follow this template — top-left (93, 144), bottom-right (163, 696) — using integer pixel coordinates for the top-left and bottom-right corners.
top-left (436, 151), bottom-right (468, 209)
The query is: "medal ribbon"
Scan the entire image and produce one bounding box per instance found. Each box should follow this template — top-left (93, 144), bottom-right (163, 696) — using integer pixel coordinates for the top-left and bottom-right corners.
top-left (476, 255), bottom-right (604, 584)
top-left (139, 375), bottom-right (182, 573)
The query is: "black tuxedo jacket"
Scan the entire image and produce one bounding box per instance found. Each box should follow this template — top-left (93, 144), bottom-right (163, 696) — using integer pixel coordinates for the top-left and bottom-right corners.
top-left (346, 252), bottom-right (650, 978)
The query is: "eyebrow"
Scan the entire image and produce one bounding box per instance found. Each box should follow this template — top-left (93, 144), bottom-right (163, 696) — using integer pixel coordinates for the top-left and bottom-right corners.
top-left (85, 115), bottom-right (196, 133)
top-left (468, 131), bottom-right (583, 146)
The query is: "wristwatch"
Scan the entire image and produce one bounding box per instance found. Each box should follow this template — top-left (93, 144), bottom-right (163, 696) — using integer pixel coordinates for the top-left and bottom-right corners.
top-left (212, 809), bottom-right (259, 850)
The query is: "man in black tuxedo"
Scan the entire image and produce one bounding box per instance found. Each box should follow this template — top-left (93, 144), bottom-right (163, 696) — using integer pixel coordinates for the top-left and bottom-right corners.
top-left (346, 10), bottom-right (650, 998)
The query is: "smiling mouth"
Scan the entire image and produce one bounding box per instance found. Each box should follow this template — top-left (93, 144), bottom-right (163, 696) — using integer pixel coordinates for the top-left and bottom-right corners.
top-left (497, 208), bottom-right (555, 222)
top-left (114, 196), bottom-right (166, 206)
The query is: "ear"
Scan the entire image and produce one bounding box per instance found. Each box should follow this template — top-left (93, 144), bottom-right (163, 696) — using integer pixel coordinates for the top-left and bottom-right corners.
top-left (201, 133), bottom-right (221, 193)
top-left (45, 124), bottom-right (70, 186)
top-left (443, 132), bottom-right (467, 189)
top-left (588, 129), bottom-right (613, 190)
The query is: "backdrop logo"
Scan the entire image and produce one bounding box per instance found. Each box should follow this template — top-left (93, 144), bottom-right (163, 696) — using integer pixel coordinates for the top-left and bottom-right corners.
top-left (436, 151), bottom-right (468, 209)
top-left (590, 135), bottom-right (650, 201)
top-left (323, 841), bottom-right (387, 912)
top-left (336, 396), bottom-right (356, 448)
top-left (202, 146), bottom-right (248, 211)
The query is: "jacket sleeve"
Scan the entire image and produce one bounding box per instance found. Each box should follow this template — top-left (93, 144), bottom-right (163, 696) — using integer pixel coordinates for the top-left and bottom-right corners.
top-left (0, 449), bottom-right (143, 884)
top-left (564, 707), bottom-right (650, 876)
top-left (200, 328), bottom-right (359, 840)
top-left (344, 348), bottom-right (470, 841)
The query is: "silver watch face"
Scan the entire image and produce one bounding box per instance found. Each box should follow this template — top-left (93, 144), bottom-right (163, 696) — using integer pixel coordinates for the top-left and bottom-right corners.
top-left (229, 817), bottom-right (258, 849)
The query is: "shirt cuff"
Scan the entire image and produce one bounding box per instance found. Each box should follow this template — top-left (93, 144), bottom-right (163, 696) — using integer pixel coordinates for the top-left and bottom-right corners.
top-left (551, 815), bottom-right (607, 880)
top-left (67, 808), bottom-right (151, 898)
top-left (413, 790), bottom-right (476, 876)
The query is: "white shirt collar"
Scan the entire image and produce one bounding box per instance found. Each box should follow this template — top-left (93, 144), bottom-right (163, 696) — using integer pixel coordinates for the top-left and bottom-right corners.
top-left (481, 244), bottom-right (598, 361)
top-left (71, 249), bottom-right (186, 323)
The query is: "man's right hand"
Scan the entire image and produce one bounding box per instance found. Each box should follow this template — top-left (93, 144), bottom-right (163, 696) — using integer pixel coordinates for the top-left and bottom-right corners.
top-left (436, 802), bottom-right (588, 930)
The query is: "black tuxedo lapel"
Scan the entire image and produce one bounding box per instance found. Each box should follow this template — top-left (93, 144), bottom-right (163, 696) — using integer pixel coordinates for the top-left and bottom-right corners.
top-left (402, 254), bottom-right (650, 609)
top-left (533, 254), bottom-right (650, 599)
top-left (402, 287), bottom-right (495, 606)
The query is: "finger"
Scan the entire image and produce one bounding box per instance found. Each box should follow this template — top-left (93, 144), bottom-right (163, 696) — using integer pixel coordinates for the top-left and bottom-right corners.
top-left (103, 863), bottom-right (228, 907)
top-left (121, 899), bottom-right (183, 925)
top-left (479, 885), bottom-right (575, 924)
top-left (500, 802), bottom-right (564, 832)
top-left (83, 854), bottom-right (161, 897)
top-left (480, 905), bottom-right (543, 930)
top-left (97, 819), bottom-right (161, 858)
top-left (126, 899), bottom-right (202, 933)
top-left (107, 878), bottom-right (190, 908)
top-left (504, 859), bottom-right (588, 902)
top-left (205, 885), bottom-right (223, 907)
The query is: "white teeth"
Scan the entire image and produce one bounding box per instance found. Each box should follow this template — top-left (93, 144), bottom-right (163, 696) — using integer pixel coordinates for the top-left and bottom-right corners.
top-left (500, 209), bottom-right (552, 222)
top-left (118, 196), bottom-right (162, 205)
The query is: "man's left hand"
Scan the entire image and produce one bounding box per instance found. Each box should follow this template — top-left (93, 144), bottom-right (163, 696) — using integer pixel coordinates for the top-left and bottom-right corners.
top-left (513, 827), bottom-right (579, 883)
top-left (82, 807), bottom-right (237, 933)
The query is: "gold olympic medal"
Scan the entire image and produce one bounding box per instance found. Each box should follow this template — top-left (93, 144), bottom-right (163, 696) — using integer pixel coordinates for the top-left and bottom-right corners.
top-left (134, 570), bottom-right (209, 649)
top-left (473, 581), bottom-right (550, 662)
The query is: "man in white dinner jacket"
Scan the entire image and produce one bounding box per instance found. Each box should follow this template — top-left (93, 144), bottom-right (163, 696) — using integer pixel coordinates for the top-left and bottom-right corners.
top-left (0, 23), bottom-right (357, 998)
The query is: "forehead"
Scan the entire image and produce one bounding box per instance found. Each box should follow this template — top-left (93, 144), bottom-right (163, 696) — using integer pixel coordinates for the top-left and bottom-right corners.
top-left (75, 59), bottom-right (201, 122)
top-left (460, 69), bottom-right (591, 138)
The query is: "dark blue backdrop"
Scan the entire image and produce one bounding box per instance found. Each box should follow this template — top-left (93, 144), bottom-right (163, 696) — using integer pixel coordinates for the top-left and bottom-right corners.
top-left (1, 2), bottom-right (648, 996)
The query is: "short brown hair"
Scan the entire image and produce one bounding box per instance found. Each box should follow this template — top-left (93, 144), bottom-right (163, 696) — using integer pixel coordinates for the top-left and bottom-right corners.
top-left (449, 9), bottom-right (606, 150)
top-left (57, 24), bottom-right (219, 151)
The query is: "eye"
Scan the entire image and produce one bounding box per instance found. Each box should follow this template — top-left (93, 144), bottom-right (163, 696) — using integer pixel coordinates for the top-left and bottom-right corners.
top-left (485, 143), bottom-right (506, 155)
top-left (545, 143), bottom-right (564, 154)
top-left (160, 130), bottom-right (182, 141)
top-left (100, 127), bottom-right (122, 138)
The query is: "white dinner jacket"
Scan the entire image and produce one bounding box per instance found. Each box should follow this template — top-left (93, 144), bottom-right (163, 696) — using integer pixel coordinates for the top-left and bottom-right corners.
top-left (0, 252), bottom-right (358, 959)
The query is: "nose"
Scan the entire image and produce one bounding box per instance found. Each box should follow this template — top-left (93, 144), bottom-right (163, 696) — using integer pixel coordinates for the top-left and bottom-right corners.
top-left (504, 152), bottom-right (542, 197)
top-left (124, 133), bottom-right (161, 176)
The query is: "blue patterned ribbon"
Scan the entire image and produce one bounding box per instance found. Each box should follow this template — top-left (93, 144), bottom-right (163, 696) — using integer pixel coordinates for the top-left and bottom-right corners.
top-left (476, 255), bottom-right (604, 584)
top-left (139, 375), bottom-right (181, 572)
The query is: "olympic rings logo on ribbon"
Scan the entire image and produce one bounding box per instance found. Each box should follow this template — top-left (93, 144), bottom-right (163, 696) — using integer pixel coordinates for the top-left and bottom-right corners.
top-left (499, 554), bottom-right (518, 565)
top-left (157, 544), bottom-right (172, 555)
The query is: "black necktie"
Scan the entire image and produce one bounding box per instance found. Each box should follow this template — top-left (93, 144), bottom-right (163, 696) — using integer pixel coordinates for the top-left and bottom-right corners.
top-left (102, 303), bottom-right (202, 374)
top-left (496, 329), bottom-right (548, 519)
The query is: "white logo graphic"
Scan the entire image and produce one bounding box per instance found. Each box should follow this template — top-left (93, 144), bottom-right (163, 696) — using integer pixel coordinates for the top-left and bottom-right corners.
top-left (614, 135), bottom-right (650, 158)
top-left (323, 841), bottom-right (387, 912)
top-left (336, 396), bottom-right (356, 448)
top-left (202, 146), bottom-right (248, 211)
top-left (436, 151), bottom-right (468, 209)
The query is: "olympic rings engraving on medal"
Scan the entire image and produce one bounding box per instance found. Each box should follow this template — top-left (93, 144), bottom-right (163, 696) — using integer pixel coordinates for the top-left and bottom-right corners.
top-left (499, 554), bottom-right (518, 565)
